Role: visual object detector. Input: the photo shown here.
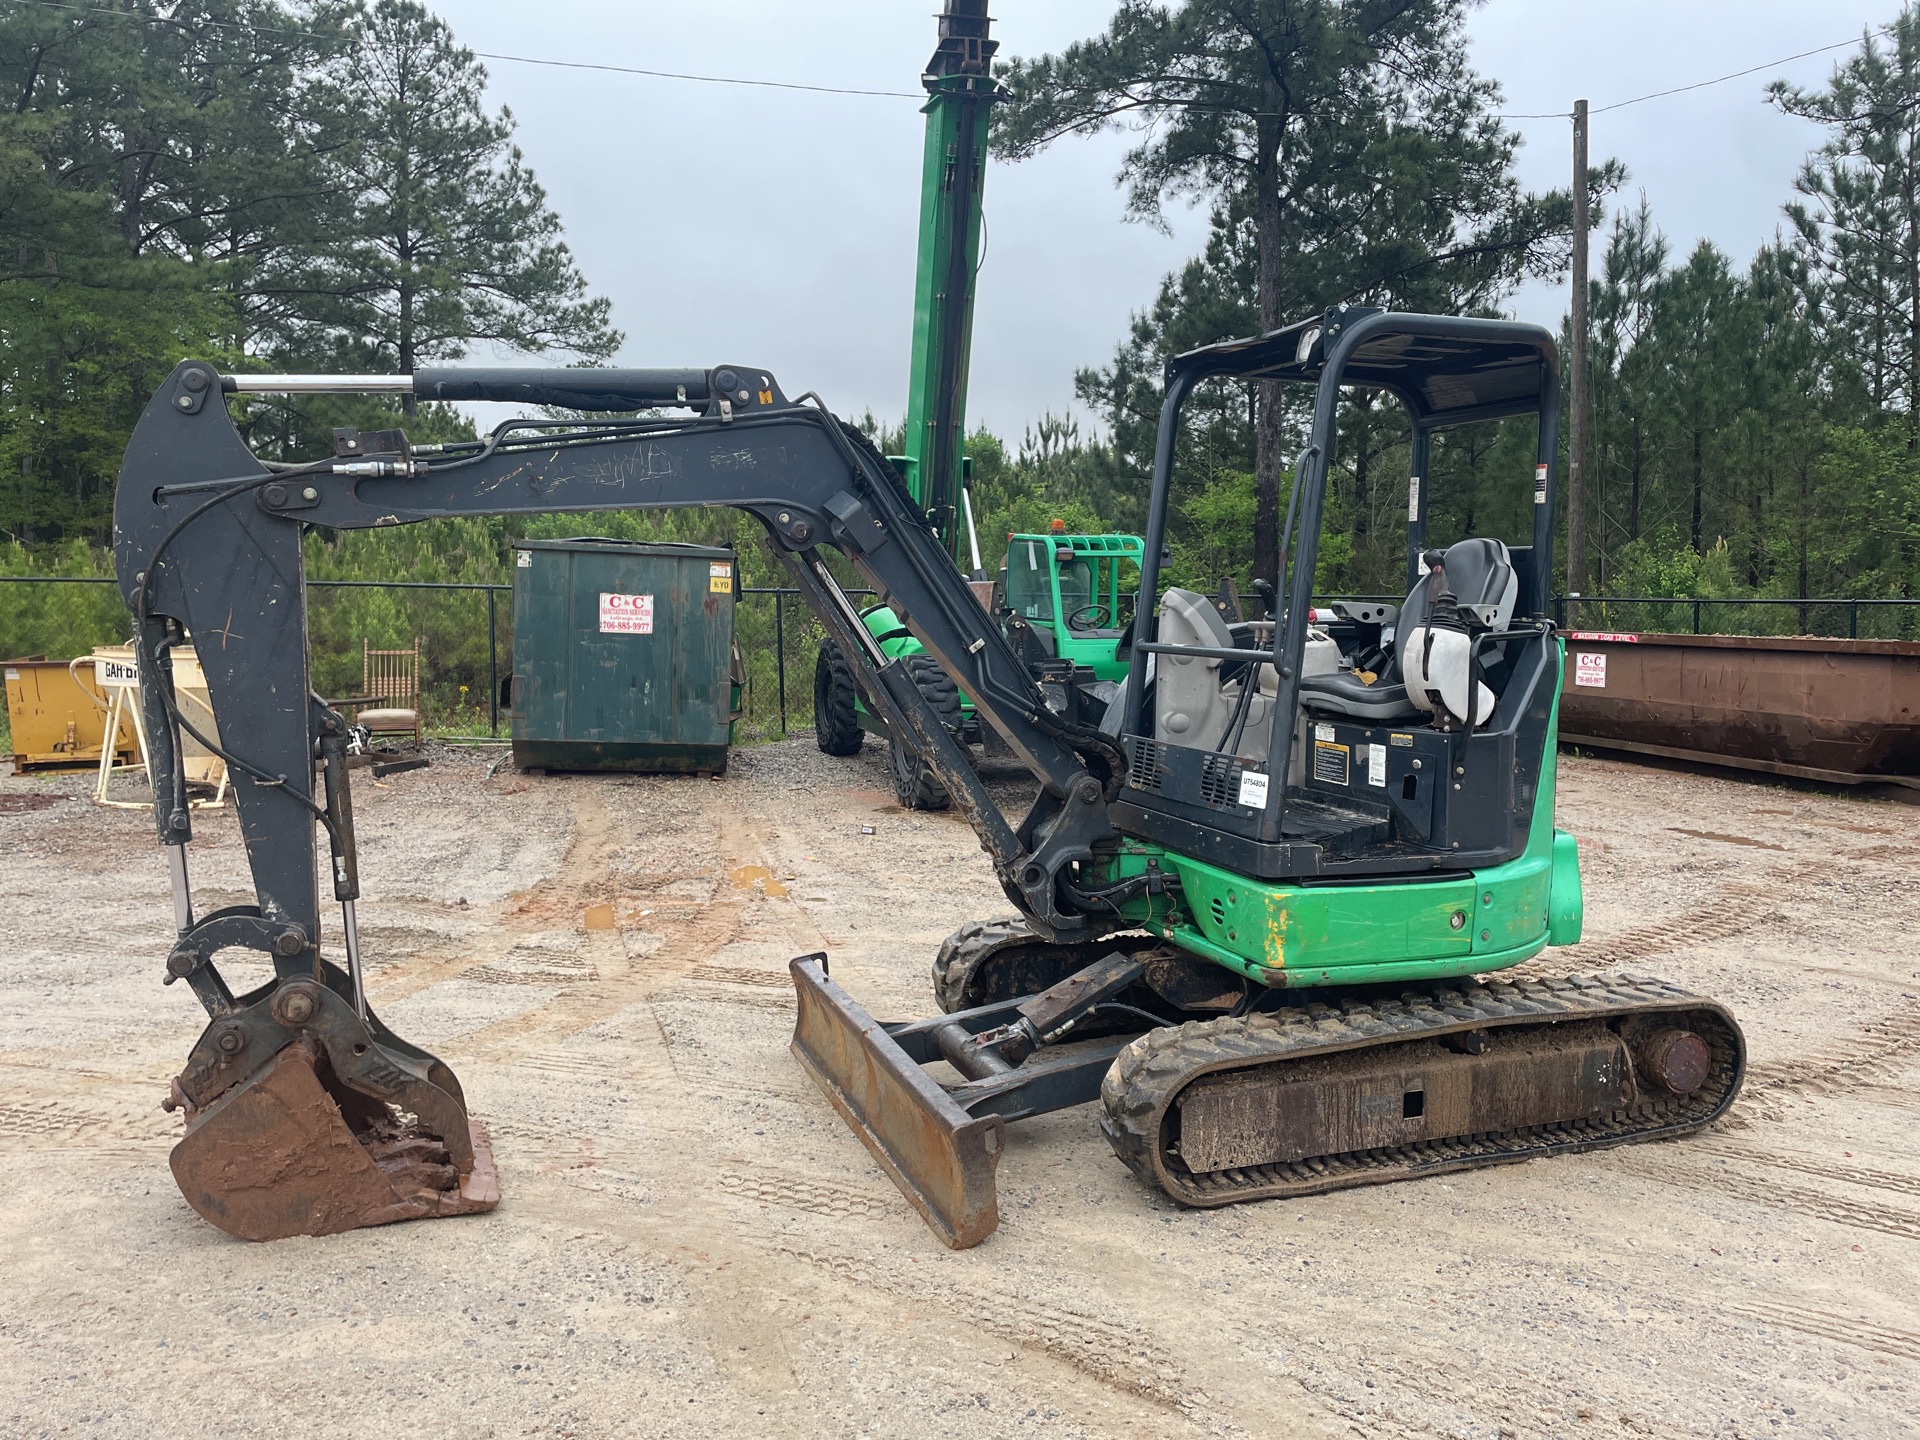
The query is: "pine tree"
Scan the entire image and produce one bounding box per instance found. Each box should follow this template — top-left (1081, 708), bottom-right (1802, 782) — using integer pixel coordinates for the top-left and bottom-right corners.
top-left (1589, 198), bottom-right (1669, 567)
top-left (291, 0), bottom-right (620, 393)
top-left (996, 0), bottom-right (1589, 589)
top-left (1771, 6), bottom-right (1920, 444)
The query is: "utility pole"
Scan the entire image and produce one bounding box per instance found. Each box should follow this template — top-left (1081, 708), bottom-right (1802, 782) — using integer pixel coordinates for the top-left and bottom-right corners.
top-left (1567, 98), bottom-right (1590, 598)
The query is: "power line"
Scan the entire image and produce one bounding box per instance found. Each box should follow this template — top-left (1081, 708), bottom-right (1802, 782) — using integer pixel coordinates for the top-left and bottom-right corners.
top-left (465, 50), bottom-right (917, 99)
top-left (0, 0), bottom-right (1898, 118)
top-left (1498, 25), bottom-right (1896, 122)
top-left (0, 0), bottom-right (922, 99)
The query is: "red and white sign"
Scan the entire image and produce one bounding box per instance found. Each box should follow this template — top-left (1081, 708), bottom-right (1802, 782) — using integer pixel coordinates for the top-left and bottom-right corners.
top-left (1566, 631), bottom-right (1639, 643)
top-left (599, 591), bottom-right (654, 635)
top-left (1574, 651), bottom-right (1607, 688)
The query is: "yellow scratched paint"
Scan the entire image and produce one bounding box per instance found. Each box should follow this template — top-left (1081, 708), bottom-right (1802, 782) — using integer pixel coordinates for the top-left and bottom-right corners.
top-left (1263, 896), bottom-right (1288, 970)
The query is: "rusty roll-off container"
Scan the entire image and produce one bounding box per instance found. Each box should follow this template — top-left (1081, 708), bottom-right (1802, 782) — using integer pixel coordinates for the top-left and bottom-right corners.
top-left (1558, 631), bottom-right (1920, 789)
top-left (510, 538), bottom-right (740, 774)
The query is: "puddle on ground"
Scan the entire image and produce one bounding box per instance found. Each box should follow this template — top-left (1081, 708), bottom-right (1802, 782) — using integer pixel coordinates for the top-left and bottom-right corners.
top-left (726, 864), bottom-right (789, 899)
top-left (1667, 827), bottom-right (1787, 851)
top-left (583, 902), bottom-right (616, 930)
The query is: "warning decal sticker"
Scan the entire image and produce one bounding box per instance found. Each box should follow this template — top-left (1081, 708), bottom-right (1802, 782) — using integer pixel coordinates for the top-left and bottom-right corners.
top-left (1313, 741), bottom-right (1350, 786)
top-left (599, 592), bottom-right (654, 634)
top-left (709, 561), bottom-right (733, 594)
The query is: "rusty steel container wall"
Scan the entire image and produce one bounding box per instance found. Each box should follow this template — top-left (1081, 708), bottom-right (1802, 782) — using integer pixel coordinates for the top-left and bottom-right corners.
top-left (1558, 632), bottom-right (1920, 784)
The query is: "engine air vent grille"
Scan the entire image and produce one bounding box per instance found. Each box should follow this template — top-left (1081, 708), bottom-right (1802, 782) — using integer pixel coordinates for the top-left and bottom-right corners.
top-left (1198, 754), bottom-right (1239, 808)
top-left (1128, 738), bottom-right (1163, 793)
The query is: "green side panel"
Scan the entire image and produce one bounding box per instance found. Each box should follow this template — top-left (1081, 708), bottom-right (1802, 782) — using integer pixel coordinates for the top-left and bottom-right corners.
top-left (1548, 827), bottom-right (1584, 946)
top-left (510, 539), bottom-right (736, 774)
top-left (1105, 639), bottom-right (1582, 988)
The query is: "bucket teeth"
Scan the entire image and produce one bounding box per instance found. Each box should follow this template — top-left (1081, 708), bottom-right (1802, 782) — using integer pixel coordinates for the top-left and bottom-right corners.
top-left (168, 1037), bottom-right (498, 1242)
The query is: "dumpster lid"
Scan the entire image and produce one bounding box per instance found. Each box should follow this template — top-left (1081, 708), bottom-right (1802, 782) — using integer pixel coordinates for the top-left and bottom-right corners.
top-left (512, 537), bottom-right (735, 560)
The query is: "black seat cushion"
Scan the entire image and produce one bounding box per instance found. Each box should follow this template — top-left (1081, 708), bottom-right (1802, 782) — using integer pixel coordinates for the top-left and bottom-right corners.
top-left (1298, 672), bottom-right (1421, 721)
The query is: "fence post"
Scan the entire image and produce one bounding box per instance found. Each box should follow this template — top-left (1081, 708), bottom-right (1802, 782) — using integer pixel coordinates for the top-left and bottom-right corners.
top-left (488, 587), bottom-right (499, 737)
top-left (1850, 599), bottom-right (1859, 640)
top-left (1692, 599), bottom-right (1701, 635)
top-left (775, 592), bottom-right (787, 734)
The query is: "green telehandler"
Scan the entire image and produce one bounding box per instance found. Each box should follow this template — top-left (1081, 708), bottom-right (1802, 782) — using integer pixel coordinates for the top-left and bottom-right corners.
top-left (810, 1), bottom-right (1151, 808)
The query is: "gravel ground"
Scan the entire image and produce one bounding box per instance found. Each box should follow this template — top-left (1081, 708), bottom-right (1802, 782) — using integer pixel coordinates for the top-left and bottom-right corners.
top-left (1, 737), bottom-right (1917, 1439)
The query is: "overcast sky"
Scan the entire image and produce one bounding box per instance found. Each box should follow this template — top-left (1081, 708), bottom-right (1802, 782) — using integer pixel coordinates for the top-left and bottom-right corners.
top-left (428, 0), bottom-right (1895, 439)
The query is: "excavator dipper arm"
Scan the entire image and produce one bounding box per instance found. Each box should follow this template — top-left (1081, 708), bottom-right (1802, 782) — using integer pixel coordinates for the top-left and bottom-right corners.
top-left (112, 359), bottom-right (1120, 1240)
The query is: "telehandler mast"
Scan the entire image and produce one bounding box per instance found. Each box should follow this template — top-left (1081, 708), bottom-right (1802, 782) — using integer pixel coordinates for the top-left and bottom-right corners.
top-left (113, 309), bottom-right (1743, 1247)
top-left (809, 0), bottom-right (1152, 809)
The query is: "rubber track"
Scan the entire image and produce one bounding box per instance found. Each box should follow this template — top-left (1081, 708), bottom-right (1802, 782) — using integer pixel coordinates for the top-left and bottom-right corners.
top-left (1099, 972), bottom-right (1744, 1207)
top-left (932, 915), bottom-right (1153, 1012)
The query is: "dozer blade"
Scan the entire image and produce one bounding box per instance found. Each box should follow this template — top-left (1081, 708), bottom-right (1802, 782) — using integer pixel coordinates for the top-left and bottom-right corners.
top-left (170, 1038), bottom-right (499, 1242)
top-left (789, 955), bottom-right (1005, 1248)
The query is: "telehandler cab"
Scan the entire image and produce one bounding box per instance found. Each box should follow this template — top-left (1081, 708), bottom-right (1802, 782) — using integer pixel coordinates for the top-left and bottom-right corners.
top-left (113, 308), bottom-right (1742, 1246)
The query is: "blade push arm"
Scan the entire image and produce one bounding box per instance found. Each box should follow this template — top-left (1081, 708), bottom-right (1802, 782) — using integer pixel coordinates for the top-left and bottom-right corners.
top-left (114, 361), bottom-right (1118, 979)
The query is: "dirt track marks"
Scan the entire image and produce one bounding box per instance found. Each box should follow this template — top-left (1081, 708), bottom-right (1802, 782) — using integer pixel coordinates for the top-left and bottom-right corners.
top-left (716, 1166), bottom-right (896, 1219)
top-left (1623, 1154), bottom-right (1920, 1242)
top-left (1745, 1008), bottom-right (1920, 1100)
top-left (1728, 1300), bottom-right (1920, 1365)
top-left (766, 1238), bottom-right (1196, 1413)
top-left (1534, 868), bottom-right (1792, 976)
top-left (1694, 1140), bottom-right (1920, 1200)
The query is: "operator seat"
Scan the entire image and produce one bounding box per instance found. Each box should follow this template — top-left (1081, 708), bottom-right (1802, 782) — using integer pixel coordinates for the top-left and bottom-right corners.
top-left (1154, 588), bottom-right (1337, 760)
top-left (1299, 537), bottom-right (1518, 724)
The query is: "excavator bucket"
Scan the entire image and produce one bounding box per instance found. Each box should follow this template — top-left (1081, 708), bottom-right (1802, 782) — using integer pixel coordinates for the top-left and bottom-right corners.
top-left (789, 956), bottom-right (1005, 1248)
top-left (169, 1038), bottom-right (499, 1242)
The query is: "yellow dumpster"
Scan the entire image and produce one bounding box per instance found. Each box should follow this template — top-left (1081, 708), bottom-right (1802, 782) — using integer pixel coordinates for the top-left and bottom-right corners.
top-left (3, 656), bottom-right (135, 771)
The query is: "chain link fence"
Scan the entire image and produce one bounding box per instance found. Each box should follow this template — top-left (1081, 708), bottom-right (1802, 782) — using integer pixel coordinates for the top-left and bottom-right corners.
top-left (0, 575), bottom-right (864, 741)
top-left (7, 575), bottom-right (1920, 747)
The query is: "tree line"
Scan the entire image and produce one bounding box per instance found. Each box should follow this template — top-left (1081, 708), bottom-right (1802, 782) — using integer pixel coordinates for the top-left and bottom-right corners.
top-left (979, 1), bottom-right (1920, 616)
top-left (6, 0), bottom-right (1920, 627)
top-left (1, 0), bottom-right (615, 542)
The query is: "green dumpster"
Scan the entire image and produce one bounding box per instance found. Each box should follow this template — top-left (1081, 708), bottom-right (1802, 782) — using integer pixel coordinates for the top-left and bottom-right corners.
top-left (510, 538), bottom-right (740, 774)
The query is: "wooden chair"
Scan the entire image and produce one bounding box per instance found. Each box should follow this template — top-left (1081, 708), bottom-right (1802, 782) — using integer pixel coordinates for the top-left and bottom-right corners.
top-left (355, 637), bottom-right (425, 749)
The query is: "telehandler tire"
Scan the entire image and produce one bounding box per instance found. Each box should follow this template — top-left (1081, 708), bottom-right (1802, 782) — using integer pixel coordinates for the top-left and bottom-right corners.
top-left (889, 653), bottom-right (961, 811)
top-left (813, 644), bottom-right (864, 756)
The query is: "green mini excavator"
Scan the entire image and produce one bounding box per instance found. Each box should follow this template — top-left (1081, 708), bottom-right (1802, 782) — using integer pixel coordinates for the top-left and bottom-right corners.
top-left (114, 305), bottom-right (1745, 1245)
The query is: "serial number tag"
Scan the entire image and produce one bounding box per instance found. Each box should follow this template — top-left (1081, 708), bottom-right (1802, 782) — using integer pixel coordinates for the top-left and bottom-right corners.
top-left (1238, 770), bottom-right (1270, 808)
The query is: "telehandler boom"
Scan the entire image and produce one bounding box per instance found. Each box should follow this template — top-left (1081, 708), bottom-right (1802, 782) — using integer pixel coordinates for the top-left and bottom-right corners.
top-left (113, 310), bottom-right (1743, 1246)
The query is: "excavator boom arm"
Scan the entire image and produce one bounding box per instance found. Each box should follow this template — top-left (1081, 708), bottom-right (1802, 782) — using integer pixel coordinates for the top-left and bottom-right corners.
top-left (113, 361), bottom-right (1116, 972)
